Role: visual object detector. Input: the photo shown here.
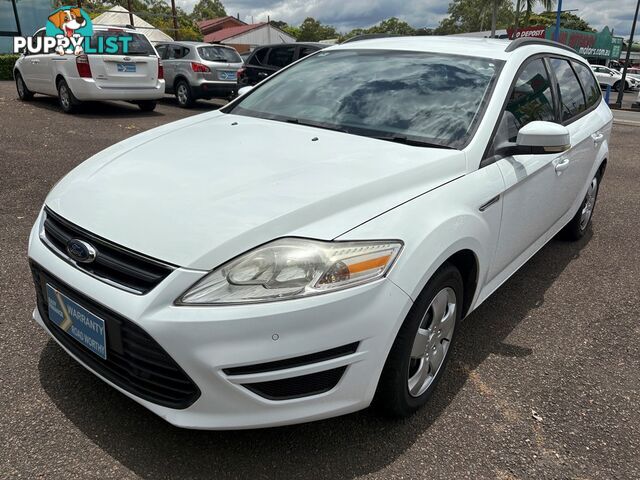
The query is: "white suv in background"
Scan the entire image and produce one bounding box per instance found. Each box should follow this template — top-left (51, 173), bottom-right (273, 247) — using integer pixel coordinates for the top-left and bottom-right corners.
top-left (14, 25), bottom-right (164, 113)
top-left (28, 37), bottom-right (611, 429)
top-left (590, 64), bottom-right (640, 91)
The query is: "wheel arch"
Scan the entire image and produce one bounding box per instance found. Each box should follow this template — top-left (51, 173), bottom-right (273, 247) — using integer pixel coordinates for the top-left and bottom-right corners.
top-left (173, 75), bottom-right (190, 90)
top-left (442, 249), bottom-right (479, 319)
top-left (597, 157), bottom-right (607, 180)
top-left (55, 73), bottom-right (67, 88)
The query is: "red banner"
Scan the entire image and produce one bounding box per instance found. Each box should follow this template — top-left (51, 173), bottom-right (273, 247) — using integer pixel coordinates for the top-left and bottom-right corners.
top-left (507, 26), bottom-right (547, 40)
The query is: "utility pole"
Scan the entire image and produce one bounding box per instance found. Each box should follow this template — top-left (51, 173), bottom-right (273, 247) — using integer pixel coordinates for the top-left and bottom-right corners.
top-left (171, 0), bottom-right (179, 41)
top-left (491, 0), bottom-right (497, 38)
top-left (554, 0), bottom-right (563, 41)
top-left (615, 0), bottom-right (640, 108)
top-left (127, 0), bottom-right (134, 26)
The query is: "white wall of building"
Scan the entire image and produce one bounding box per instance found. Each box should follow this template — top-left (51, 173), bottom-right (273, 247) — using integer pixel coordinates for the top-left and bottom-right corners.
top-left (223, 24), bottom-right (295, 47)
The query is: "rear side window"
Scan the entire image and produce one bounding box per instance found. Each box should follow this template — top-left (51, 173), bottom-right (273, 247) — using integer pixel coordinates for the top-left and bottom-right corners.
top-left (155, 44), bottom-right (167, 59)
top-left (550, 58), bottom-right (586, 122)
top-left (298, 46), bottom-right (317, 59)
top-left (250, 47), bottom-right (268, 65)
top-left (167, 45), bottom-right (189, 59)
top-left (266, 46), bottom-right (296, 68)
top-left (89, 31), bottom-right (155, 56)
top-left (493, 58), bottom-right (555, 146)
top-left (572, 61), bottom-right (601, 108)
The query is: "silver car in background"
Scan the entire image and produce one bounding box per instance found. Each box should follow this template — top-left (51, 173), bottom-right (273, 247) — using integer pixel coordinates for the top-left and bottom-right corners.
top-left (155, 41), bottom-right (242, 107)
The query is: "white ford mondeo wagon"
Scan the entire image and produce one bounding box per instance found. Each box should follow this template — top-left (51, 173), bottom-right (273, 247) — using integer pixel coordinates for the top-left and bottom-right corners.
top-left (28, 37), bottom-right (612, 429)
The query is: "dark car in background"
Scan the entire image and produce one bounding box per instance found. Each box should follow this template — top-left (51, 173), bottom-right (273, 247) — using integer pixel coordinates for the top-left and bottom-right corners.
top-left (236, 43), bottom-right (327, 87)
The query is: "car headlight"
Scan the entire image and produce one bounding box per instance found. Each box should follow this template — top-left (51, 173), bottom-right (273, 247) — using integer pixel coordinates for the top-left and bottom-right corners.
top-left (177, 238), bottom-right (403, 305)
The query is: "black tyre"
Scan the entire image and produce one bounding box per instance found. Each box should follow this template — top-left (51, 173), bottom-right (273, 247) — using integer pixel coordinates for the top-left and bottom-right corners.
top-left (15, 72), bottom-right (34, 100)
top-left (374, 263), bottom-right (463, 417)
top-left (562, 173), bottom-right (600, 241)
top-left (175, 80), bottom-right (194, 108)
top-left (57, 78), bottom-right (80, 113)
top-left (137, 100), bottom-right (157, 112)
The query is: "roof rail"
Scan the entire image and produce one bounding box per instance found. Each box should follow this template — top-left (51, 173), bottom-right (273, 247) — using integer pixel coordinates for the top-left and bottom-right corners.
top-left (505, 37), bottom-right (576, 54)
top-left (341, 33), bottom-right (400, 44)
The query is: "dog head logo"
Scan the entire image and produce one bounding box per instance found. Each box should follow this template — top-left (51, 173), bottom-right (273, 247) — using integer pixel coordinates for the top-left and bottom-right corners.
top-left (46, 7), bottom-right (92, 38)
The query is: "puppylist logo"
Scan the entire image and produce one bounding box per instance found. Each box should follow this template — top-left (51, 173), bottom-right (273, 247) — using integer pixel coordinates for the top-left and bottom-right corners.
top-left (14, 6), bottom-right (131, 55)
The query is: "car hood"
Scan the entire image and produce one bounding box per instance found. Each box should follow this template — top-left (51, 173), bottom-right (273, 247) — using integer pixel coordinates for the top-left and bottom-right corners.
top-left (45, 112), bottom-right (466, 270)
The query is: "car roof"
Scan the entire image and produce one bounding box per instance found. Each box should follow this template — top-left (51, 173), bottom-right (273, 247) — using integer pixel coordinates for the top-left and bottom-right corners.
top-left (330, 36), bottom-right (583, 62)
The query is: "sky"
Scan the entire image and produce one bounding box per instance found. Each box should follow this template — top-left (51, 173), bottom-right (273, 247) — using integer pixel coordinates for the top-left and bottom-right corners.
top-left (176, 0), bottom-right (640, 37)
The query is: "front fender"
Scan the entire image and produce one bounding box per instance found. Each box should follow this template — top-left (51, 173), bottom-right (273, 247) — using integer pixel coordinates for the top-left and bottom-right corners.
top-left (337, 162), bottom-right (505, 311)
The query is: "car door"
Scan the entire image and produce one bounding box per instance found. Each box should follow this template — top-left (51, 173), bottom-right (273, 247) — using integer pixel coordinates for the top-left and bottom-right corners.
top-left (486, 57), bottom-right (572, 280)
top-left (555, 59), bottom-right (604, 209)
top-left (21, 29), bottom-right (47, 92)
top-left (592, 66), bottom-right (614, 88)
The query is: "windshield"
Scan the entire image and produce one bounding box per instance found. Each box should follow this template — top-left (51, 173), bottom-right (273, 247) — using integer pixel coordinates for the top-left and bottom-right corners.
top-left (227, 49), bottom-right (502, 148)
top-left (198, 46), bottom-right (241, 63)
top-left (89, 31), bottom-right (155, 56)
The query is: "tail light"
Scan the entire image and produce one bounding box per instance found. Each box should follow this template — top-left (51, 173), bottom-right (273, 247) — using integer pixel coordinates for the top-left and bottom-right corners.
top-left (237, 67), bottom-right (245, 79)
top-left (191, 62), bottom-right (210, 73)
top-left (158, 60), bottom-right (164, 79)
top-left (76, 54), bottom-right (92, 78)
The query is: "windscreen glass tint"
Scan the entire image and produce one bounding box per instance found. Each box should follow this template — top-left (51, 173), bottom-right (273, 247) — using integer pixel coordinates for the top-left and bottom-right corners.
top-left (228, 50), bottom-right (502, 148)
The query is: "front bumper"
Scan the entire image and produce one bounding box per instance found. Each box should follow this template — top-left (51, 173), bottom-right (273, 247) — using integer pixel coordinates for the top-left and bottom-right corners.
top-left (28, 212), bottom-right (412, 429)
top-left (66, 77), bottom-right (165, 101)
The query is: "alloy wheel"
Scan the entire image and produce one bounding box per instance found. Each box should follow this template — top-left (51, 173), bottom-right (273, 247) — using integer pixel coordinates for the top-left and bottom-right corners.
top-left (17, 76), bottom-right (25, 97)
top-left (177, 84), bottom-right (188, 105)
top-left (407, 287), bottom-right (457, 397)
top-left (59, 85), bottom-right (70, 109)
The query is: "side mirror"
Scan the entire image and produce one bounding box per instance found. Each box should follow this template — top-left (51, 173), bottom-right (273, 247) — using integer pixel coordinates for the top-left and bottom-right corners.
top-left (237, 86), bottom-right (254, 97)
top-left (496, 121), bottom-right (570, 156)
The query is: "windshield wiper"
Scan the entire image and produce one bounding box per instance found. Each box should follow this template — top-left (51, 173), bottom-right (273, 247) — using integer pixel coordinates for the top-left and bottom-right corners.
top-left (284, 118), bottom-right (349, 134)
top-left (371, 134), bottom-right (455, 149)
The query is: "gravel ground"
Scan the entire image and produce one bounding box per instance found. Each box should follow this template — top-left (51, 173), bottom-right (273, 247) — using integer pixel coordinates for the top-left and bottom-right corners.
top-left (1, 80), bottom-right (638, 480)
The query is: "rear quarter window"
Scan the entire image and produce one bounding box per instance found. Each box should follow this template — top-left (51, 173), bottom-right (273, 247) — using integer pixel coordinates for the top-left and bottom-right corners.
top-left (249, 48), bottom-right (268, 65)
top-left (572, 61), bottom-right (601, 108)
top-left (550, 58), bottom-right (586, 122)
top-left (266, 46), bottom-right (295, 68)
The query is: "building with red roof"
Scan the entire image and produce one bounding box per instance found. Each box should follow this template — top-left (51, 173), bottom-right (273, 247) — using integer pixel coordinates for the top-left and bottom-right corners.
top-left (197, 16), bottom-right (296, 53)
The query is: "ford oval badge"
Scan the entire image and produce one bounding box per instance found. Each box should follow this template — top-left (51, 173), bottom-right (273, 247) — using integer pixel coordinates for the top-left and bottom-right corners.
top-left (66, 239), bottom-right (97, 263)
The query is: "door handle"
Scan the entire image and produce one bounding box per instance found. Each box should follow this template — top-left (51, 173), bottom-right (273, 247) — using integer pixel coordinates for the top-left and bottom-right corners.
top-left (555, 157), bottom-right (570, 174)
top-left (591, 132), bottom-right (604, 145)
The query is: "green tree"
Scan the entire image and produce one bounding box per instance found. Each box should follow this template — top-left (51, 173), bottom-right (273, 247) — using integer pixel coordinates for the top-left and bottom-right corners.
top-left (340, 17), bottom-right (417, 41)
top-left (367, 17), bottom-right (416, 35)
top-left (67, 0), bottom-right (203, 40)
top-left (435, 0), bottom-right (514, 35)
top-left (527, 11), bottom-right (595, 31)
top-left (282, 25), bottom-right (301, 39)
top-left (190, 0), bottom-right (226, 22)
top-left (270, 20), bottom-right (289, 30)
top-left (297, 17), bottom-right (339, 41)
top-left (514, 0), bottom-right (555, 32)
